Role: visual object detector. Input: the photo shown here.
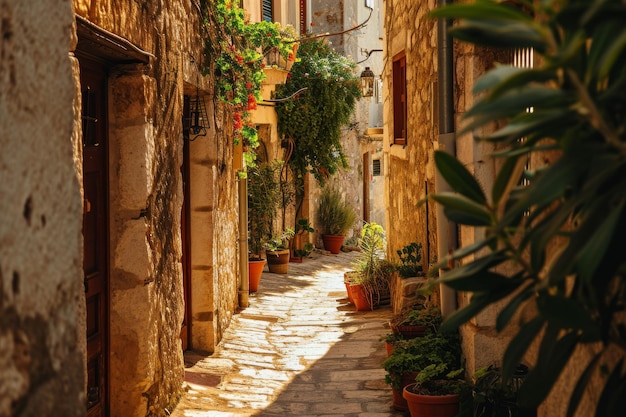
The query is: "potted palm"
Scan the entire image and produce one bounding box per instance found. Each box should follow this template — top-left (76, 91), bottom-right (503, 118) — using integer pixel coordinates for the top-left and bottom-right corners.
top-left (347, 222), bottom-right (395, 310)
top-left (316, 185), bottom-right (357, 254)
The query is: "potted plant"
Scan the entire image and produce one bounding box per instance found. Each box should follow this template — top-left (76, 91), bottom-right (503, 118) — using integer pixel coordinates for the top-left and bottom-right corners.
top-left (396, 242), bottom-right (424, 278)
top-left (316, 185), bottom-right (357, 254)
top-left (347, 222), bottom-right (395, 310)
top-left (380, 332), bottom-right (410, 357)
top-left (389, 303), bottom-right (443, 339)
top-left (247, 160), bottom-right (283, 291)
top-left (472, 364), bottom-right (536, 417)
top-left (290, 218), bottom-right (315, 262)
top-left (403, 363), bottom-right (470, 417)
top-left (382, 330), bottom-right (462, 411)
top-left (265, 228), bottom-right (294, 274)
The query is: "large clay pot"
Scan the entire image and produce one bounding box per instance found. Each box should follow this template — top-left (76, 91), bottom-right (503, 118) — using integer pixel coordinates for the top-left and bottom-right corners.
top-left (349, 283), bottom-right (373, 311)
top-left (403, 383), bottom-right (460, 417)
top-left (248, 259), bottom-right (266, 292)
top-left (266, 249), bottom-right (290, 274)
top-left (321, 234), bottom-right (344, 254)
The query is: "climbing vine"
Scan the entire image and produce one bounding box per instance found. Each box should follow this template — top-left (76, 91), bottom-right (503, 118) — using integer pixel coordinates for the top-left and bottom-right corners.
top-left (199, 0), bottom-right (297, 163)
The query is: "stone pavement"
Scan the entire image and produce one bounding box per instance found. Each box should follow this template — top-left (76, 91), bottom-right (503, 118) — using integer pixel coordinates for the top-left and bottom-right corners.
top-left (170, 249), bottom-right (407, 417)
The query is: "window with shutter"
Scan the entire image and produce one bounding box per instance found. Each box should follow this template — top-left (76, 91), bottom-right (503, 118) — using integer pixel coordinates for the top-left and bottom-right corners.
top-left (262, 0), bottom-right (273, 22)
top-left (392, 52), bottom-right (407, 145)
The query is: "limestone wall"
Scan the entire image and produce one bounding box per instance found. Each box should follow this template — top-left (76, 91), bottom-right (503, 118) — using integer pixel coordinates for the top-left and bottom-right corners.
top-left (382, 0), bottom-right (439, 268)
top-left (71, 1), bottom-right (240, 415)
top-left (0, 1), bottom-right (85, 416)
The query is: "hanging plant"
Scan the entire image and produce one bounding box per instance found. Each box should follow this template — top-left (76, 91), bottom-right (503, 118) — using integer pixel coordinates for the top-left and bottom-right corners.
top-left (274, 38), bottom-right (362, 184)
top-left (199, 0), bottom-right (297, 163)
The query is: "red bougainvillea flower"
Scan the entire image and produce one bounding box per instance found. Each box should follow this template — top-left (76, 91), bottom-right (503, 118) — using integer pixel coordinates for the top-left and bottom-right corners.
top-left (247, 94), bottom-right (257, 110)
top-left (234, 112), bottom-right (243, 130)
top-left (246, 82), bottom-right (252, 89)
top-left (236, 55), bottom-right (244, 65)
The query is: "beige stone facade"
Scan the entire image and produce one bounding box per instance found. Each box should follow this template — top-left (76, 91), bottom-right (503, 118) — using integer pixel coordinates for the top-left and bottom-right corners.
top-left (2, 0), bottom-right (242, 415)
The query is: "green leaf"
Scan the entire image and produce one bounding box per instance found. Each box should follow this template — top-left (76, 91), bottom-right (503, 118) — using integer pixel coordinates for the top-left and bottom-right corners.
top-left (440, 270), bottom-right (521, 292)
top-left (450, 20), bottom-right (546, 52)
top-left (429, 0), bottom-right (533, 22)
top-left (495, 280), bottom-right (534, 331)
top-left (536, 295), bottom-right (601, 340)
top-left (517, 329), bottom-right (579, 408)
top-left (502, 317), bottom-right (544, 381)
top-left (439, 291), bottom-right (503, 333)
top-left (434, 151), bottom-right (487, 204)
top-left (430, 193), bottom-right (492, 226)
top-left (492, 156), bottom-right (523, 206)
top-left (567, 352), bottom-right (602, 417)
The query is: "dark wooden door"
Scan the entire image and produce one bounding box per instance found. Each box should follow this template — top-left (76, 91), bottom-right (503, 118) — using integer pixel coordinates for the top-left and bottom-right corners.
top-left (180, 97), bottom-right (192, 351)
top-left (80, 58), bottom-right (109, 417)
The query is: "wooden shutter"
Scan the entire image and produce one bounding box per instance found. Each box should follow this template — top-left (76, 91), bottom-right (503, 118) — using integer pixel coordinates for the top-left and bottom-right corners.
top-left (262, 0), bottom-right (273, 22)
top-left (392, 53), bottom-right (407, 145)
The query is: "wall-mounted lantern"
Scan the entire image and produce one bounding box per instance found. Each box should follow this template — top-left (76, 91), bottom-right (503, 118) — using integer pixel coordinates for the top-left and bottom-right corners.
top-left (360, 66), bottom-right (375, 98)
top-left (186, 87), bottom-right (209, 140)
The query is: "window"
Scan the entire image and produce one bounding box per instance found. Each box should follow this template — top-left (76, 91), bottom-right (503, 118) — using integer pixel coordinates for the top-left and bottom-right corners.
top-left (262, 0), bottom-right (273, 22)
top-left (392, 52), bottom-right (407, 145)
top-left (373, 159), bottom-right (381, 176)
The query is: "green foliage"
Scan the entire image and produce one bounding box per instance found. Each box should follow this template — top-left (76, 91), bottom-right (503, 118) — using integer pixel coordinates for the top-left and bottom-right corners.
top-left (402, 306), bottom-right (443, 328)
top-left (200, 0), bottom-right (297, 160)
top-left (316, 185), bottom-right (357, 235)
top-left (265, 228), bottom-right (295, 251)
top-left (351, 223), bottom-right (395, 309)
top-left (429, 0), bottom-right (626, 415)
top-left (247, 160), bottom-right (283, 257)
top-left (382, 330), bottom-right (462, 392)
top-left (274, 38), bottom-right (362, 184)
top-left (396, 242), bottom-right (424, 278)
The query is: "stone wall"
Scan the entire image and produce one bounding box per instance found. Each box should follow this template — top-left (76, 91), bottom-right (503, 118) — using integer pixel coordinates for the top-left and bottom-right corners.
top-left (382, 0), bottom-right (439, 269)
top-left (72, 0), bottom-right (240, 415)
top-left (2, 0), bottom-right (241, 416)
top-left (0, 1), bottom-right (85, 416)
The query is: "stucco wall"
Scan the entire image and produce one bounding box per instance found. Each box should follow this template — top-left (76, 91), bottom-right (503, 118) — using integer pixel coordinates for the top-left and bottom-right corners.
top-left (0, 1), bottom-right (86, 416)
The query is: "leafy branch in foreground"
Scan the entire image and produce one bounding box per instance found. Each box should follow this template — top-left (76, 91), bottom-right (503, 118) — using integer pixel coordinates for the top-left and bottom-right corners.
top-left (429, 1), bottom-right (626, 416)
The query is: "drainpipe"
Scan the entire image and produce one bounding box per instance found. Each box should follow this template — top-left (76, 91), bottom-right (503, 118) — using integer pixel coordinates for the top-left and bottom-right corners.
top-left (436, 0), bottom-right (458, 319)
top-left (238, 174), bottom-right (249, 308)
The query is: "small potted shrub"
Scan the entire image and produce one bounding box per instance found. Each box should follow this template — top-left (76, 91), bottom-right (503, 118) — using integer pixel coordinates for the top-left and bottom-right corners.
top-left (403, 363), bottom-right (470, 417)
top-left (389, 303), bottom-right (443, 339)
top-left (316, 185), bottom-right (357, 254)
top-left (265, 228), bottom-right (294, 274)
top-left (383, 330), bottom-right (462, 411)
top-left (290, 218), bottom-right (315, 262)
top-left (396, 242), bottom-right (424, 278)
top-left (472, 364), bottom-right (536, 417)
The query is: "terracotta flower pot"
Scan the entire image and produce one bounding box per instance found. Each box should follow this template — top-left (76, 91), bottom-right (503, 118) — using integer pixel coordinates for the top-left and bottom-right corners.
top-left (321, 234), bottom-right (344, 254)
top-left (248, 259), bottom-right (266, 292)
top-left (349, 283), bottom-right (373, 311)
top-left (402, 383), bottom-right (460, 417)
top-left (391, 372), bottom-right (419, 411)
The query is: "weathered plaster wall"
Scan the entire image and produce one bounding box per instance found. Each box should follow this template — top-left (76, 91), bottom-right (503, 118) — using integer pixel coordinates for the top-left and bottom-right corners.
top-left (383, 0), bottom-right (439, 268)
top-left (0, 1), bottom-right (86, 416)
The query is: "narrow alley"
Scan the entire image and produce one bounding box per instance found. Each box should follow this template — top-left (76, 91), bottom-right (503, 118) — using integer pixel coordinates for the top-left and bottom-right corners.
top-left (171, 250), bottom-right (406, 417)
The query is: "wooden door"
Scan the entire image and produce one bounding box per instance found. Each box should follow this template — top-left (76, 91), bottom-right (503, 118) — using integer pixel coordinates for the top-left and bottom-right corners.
top-left (180, 97), bottom-right (192, 351)
top-left (80, 58), bottom-right (109, 417)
